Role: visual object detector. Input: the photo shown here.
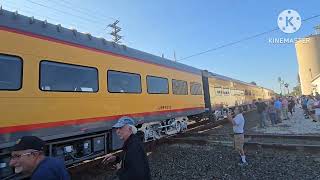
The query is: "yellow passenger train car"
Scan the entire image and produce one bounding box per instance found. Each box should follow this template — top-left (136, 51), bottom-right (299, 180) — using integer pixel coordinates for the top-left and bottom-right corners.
top-left (206, 72), bottom-right (274, 111)
top-left (0, 10), bottom-right (206, 177)
top-left (0, 9), bottom-right (274, 178)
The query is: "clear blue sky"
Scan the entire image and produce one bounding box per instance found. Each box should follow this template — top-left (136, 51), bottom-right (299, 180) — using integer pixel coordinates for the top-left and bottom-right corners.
top-left (2, 0), bottom-right (320, 93)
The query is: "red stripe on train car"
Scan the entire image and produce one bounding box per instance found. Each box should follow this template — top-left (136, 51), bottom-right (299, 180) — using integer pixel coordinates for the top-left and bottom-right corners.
top-left (0, 107), bottom-right (204, 134)
top-left (0, 26), bottom-right (199, 75)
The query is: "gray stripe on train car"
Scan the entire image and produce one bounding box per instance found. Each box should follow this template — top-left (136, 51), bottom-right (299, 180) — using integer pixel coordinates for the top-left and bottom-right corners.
top-left (0, 109), bottom-right (204, 149)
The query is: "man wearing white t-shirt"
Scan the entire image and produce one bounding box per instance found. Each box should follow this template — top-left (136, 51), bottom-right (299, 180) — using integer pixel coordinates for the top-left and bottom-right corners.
top-left (227, 107), bottom-right (248, 166)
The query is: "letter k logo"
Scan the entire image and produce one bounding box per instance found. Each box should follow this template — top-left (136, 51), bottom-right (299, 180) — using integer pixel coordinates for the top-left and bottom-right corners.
top-left (278, 9), bottom-right (301, 34)
top-left (286, 16), bottom-right (293, 27)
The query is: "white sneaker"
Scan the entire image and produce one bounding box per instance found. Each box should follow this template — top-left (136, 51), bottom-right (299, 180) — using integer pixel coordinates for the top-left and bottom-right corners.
top-left (238, 161), bottom-right (248, 166)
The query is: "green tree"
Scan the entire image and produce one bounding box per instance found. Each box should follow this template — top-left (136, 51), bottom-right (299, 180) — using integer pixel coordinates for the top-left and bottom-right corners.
top-left (290, 85), bottom-right (301, 96)
top-left (250, 81), bottom-right (257, 85)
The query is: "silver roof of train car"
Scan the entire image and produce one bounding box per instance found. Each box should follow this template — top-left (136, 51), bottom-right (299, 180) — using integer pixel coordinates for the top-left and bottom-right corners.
top-left (0, 9), bottom-right (273, 92)
top-left (208, 72), bottom-right (273, 91)
top-left (0, 9), bottom-right (202, 75)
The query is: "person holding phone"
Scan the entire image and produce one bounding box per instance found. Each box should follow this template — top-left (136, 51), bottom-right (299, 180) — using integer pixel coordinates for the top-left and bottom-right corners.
top-left (227, 107), bottom-right (248, 166)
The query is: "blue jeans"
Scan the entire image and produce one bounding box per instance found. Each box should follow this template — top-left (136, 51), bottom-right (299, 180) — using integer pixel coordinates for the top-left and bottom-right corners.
top-left (269, 113), bottom-right (276, 125)
top-left (259, 112), bottom-right (267, 128)
top-left (276, 109), bottom-right (282, 123)
top-left (282, 107), bottom-right (289, 120)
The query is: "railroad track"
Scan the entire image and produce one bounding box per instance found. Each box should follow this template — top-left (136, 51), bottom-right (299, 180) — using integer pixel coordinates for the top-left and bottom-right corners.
top-left (68, 109), bottom-right (263, 178)
top-left (68, 109), bottom-right (320, 180)
top-left (244, 133), bottom-right (320, 152)
top-left (69, 109), bottom-right (308, 179)
top-left (68, 117), bottom-right (228, 177)
top-left (169, 132), bottom-right (320, 153)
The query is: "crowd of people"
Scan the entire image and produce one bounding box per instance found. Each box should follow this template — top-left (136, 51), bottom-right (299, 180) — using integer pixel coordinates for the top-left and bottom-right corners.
top-left (300, 94), bottom-right (320, 122)
top-left (254, 94), bottom-right (320, 128)
top-left (227, 94), bottom-right (320, 167)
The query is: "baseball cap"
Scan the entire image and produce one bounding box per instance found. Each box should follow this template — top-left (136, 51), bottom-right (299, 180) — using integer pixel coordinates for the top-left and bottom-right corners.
top-left (112, 116), bottom-right (135, 128)
top-left (12, 136), bottom-right (45, 151)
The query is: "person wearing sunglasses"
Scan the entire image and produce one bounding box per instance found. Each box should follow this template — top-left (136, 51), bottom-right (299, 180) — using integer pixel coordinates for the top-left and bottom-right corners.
top-left (9, 136), bottom-right (70, 180)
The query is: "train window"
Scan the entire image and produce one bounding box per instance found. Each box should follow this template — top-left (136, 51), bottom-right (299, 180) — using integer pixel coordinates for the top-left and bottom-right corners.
top-left (237, 90), bottom-right (241, 95)
top-left (0, 54), bottom-right (22, 90)
top-left (214, 87), bottom-right (222, 95)
top-left (190, 82), bottom-right (203, 95)
top-left (40, 61), bottom-right (98, 92)
top-left (147, 75), bottom-right (168, 94)
top-left (231, 89), bottom-right (236, 95)
top-left (108, 70), bottom-right (141, 93)
top-left (223, 88), bottom-right (230, 96)
top-left (172, 79), bottom-right (188, 95)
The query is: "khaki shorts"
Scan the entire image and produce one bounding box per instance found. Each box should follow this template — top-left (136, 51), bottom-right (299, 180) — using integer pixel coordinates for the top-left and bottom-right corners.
top-left (234, 134), bottom-right (244, 151)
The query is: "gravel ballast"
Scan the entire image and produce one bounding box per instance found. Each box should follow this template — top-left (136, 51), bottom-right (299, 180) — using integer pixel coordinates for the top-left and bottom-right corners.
top-left (149, 143), bottom-right (320, 180)
top-left (148, 109), bottom-right (320, 180)
top-left (71, 109), bottom-right (320, 180)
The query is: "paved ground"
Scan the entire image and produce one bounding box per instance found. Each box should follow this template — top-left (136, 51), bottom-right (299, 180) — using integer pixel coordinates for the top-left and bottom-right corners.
top-left (252, 106), bottom-right (320, 135)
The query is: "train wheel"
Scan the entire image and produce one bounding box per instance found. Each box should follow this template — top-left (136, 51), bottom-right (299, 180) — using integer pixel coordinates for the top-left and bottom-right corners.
top-left (176, 122), bottom-right (182, 133)
top-left (154, 129), bottom-right (161, 139)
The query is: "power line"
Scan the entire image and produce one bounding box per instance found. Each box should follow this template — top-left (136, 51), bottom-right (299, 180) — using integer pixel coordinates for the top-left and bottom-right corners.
top-left (2, 3), bottom-right (78, 28)
top-left (2, 1), bottom-right (126, 43)
top-left (42, 0), bottom-right (116, 22)
top-left (1, 2), bottom-right (105, 36)
top-left (25, 0), bottom-right (106, 25)
top-left (178, 13), bottom-right (320, 62)
top-left (23, 0), bottom-right (120, 39)
top-left (58, 0), bottom-right (117, 21)
top-left (302, 14), bottom-right (320, 22)
top-left (178, 28), bottom-right (278, 61)
top-left (2, 2), bottom-right (114, 41)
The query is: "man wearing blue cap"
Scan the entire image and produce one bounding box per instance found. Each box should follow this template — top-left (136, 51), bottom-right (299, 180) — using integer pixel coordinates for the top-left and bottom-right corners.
top-left (102, 117), bottom-right (151, 180)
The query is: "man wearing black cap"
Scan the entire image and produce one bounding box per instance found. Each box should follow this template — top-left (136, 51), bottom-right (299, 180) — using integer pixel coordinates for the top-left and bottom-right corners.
top-left (102, 116), bottom-right (151, 180)
top-left (9, 136), bottom-right (70, 180)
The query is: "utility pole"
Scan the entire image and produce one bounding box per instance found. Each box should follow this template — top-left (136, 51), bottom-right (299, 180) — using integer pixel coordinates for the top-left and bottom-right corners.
top-left (315, 25), bottom-right (320, 35)
top-left (174, 50), bottom-right (177, 62)
top-left (107, 20), bottom-right (122, 43)
top-left (281, 80), bottom-right (285, 95)
top-left (284, 83), bottom-right (289, 95)
top-left (278, 77), bottom-right (283, 95)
